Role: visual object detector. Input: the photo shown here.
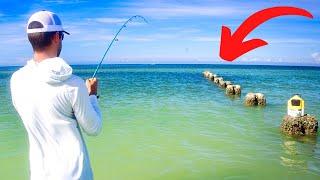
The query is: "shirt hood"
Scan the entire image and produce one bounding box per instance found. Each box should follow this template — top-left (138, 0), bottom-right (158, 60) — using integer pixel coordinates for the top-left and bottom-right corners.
top-left (27, 57), bottom-right (73, 84)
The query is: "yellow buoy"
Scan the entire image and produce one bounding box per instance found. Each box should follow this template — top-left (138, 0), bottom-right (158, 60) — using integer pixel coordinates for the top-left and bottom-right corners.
top-left (287, 94), bottom-right (305, 117)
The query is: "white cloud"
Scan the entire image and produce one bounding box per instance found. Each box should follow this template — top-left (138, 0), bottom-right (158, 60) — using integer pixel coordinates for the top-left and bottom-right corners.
top-left (68, 32), bottom-right (155, 43)
top-left (266, 38), bottom-right (320, 44)
top-left (2, 37), bottom-right (27, 44)
top-left (112, 1), bottom-right (249, 19)
top-left (90, 18), bottom-right (128, 24)
top-left (124, 37), bottom-right (154, 42)
top-left (42, 0), bottom-right (87, 4)
top-left (311, 52), bottom-right (320, 63)
top-left (190, 36), bottom-right (220, 42)
top-left (125, 0), bottom-right (320, 20)
top-left (69, 34), bottom-right (114, 42)
top-left (81, 33), bottom-right (174, 43)
top-left (239, 56), bottom-right (286, 63)
top-left (0, 22), bottom-right (27, 45)
top-left (86, 17), bottom-right (147, 27)
top-left (159, 27), bottom-right (202, 34)
top-left (135, 5), bottom-right (245, 19)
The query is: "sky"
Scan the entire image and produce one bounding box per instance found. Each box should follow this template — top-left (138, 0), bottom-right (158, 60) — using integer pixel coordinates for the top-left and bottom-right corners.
top-left (0, 0), bottom-right (320, 66)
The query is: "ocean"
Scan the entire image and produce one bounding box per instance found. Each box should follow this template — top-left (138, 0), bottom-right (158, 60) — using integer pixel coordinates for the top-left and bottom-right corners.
top-left (1, 64), bottom-right (320, 179)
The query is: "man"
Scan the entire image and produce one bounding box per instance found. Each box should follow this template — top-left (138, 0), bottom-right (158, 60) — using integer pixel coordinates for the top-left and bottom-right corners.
top-left (10, 10), bottom-right (102, 180)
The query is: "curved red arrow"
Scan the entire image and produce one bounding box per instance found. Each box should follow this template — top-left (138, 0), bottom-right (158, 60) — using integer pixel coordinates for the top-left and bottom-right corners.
top-left (219, 6), bottom-right (313, 61)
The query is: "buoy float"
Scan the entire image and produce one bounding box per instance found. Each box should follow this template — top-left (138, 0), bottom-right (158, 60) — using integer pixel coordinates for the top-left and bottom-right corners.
top-left (287, 94), bottom-right (304, 117)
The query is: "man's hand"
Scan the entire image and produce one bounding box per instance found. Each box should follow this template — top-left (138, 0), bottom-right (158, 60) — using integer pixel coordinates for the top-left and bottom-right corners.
top-left (86, 78), bottom-right (98, 96)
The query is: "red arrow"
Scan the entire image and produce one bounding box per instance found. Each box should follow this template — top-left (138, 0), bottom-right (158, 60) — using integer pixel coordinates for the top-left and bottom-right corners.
top-left (219, 6), bottom-right (313, 61)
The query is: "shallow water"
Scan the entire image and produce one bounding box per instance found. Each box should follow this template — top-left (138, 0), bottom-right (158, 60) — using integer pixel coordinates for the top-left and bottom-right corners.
top-left (1, 64), bottom-right (320, 179)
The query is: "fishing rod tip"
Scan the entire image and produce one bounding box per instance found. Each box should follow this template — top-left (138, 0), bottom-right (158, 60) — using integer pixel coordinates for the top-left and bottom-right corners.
top-left (133, 15), bottom-right (148, 24)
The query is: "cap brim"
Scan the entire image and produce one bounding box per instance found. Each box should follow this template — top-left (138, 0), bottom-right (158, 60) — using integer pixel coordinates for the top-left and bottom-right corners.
top-left (62, 30), bottom-right (70, 35)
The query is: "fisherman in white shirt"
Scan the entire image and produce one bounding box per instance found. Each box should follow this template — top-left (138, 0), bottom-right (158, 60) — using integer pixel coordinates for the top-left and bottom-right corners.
top-left (10, 10), bottom-right (102, 180)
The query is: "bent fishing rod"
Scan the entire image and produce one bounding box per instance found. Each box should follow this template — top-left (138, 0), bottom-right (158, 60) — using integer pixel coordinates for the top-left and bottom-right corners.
top-left (92, 15), bottom-right (148, 78)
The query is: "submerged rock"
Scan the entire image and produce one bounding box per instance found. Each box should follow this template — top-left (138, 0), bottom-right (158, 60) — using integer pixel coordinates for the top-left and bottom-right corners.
top-left (281, 115), bottom-right (318, 136)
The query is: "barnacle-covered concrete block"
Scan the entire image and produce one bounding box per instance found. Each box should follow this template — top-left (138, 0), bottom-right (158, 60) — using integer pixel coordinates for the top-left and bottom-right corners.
top-left (214, 77), bottom-right (223, 84)
top-left (234, 85), bottom-right (241, 95)
top-left (280, 115), bottom-right (318, 136)
top-left (244, 92), bottom-right (266, 106)
top-left (245, 93), bottom-right (257, 106)
top-left (226, 84), bottom-right (241, 95)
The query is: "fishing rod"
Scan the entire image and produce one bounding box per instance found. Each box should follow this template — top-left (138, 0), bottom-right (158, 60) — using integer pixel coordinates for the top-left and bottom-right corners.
top-left (92, 15), bottom-right (148, 78)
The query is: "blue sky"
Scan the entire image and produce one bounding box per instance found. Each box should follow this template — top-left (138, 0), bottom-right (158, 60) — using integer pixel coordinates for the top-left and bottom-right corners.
top-left (0, 0), bottom-right (320, 66)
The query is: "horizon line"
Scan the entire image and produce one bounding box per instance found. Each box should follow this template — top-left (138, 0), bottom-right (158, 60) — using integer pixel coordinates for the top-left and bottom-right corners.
top-left (1, 63), bottom-right (320, 68)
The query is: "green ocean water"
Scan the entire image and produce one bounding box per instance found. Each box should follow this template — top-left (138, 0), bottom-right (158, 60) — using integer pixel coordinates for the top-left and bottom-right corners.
top-left (1, 64), bottom-right (320, 179)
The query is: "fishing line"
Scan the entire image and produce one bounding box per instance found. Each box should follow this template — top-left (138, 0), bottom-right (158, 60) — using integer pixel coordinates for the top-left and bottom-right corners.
top-left (92, 15), bottom-right (148, 78)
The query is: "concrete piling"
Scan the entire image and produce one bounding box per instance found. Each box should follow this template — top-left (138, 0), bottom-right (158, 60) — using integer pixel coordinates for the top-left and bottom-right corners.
top-left (256, 93), bottom-right (266, 106)
top-left (202, 72), bottom-right (319, 137)
top-left (244, 92), bottom-right (266, 106)
top-left (226, 85), bottom-right (234, 95)
top-left (203, 71), bottom-right (209, 77)
top-left (225, 81), bottom-right (232, 86)
top-left (202, 70), bottom-right (241, 96)
top-left (225, 85), bottom-right (241, 95)
top-left (234, 85), bottom-right (241, 95)
top-left (218, 79), bottom-right (227, 88)
top-left (281, 115), bottom-right (318, 136)
top-left (245, 93), bottom-right (257, 106)
top-left (214, 77), bottom-right (223, 84)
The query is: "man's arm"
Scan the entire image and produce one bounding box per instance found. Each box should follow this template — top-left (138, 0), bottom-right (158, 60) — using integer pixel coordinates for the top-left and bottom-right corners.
top-left (70, 78), bottom-right (102, 136)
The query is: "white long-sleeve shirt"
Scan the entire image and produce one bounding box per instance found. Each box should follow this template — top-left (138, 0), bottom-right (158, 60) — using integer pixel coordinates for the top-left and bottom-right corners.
top-left (10, 57), bottom-right (102, 180)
